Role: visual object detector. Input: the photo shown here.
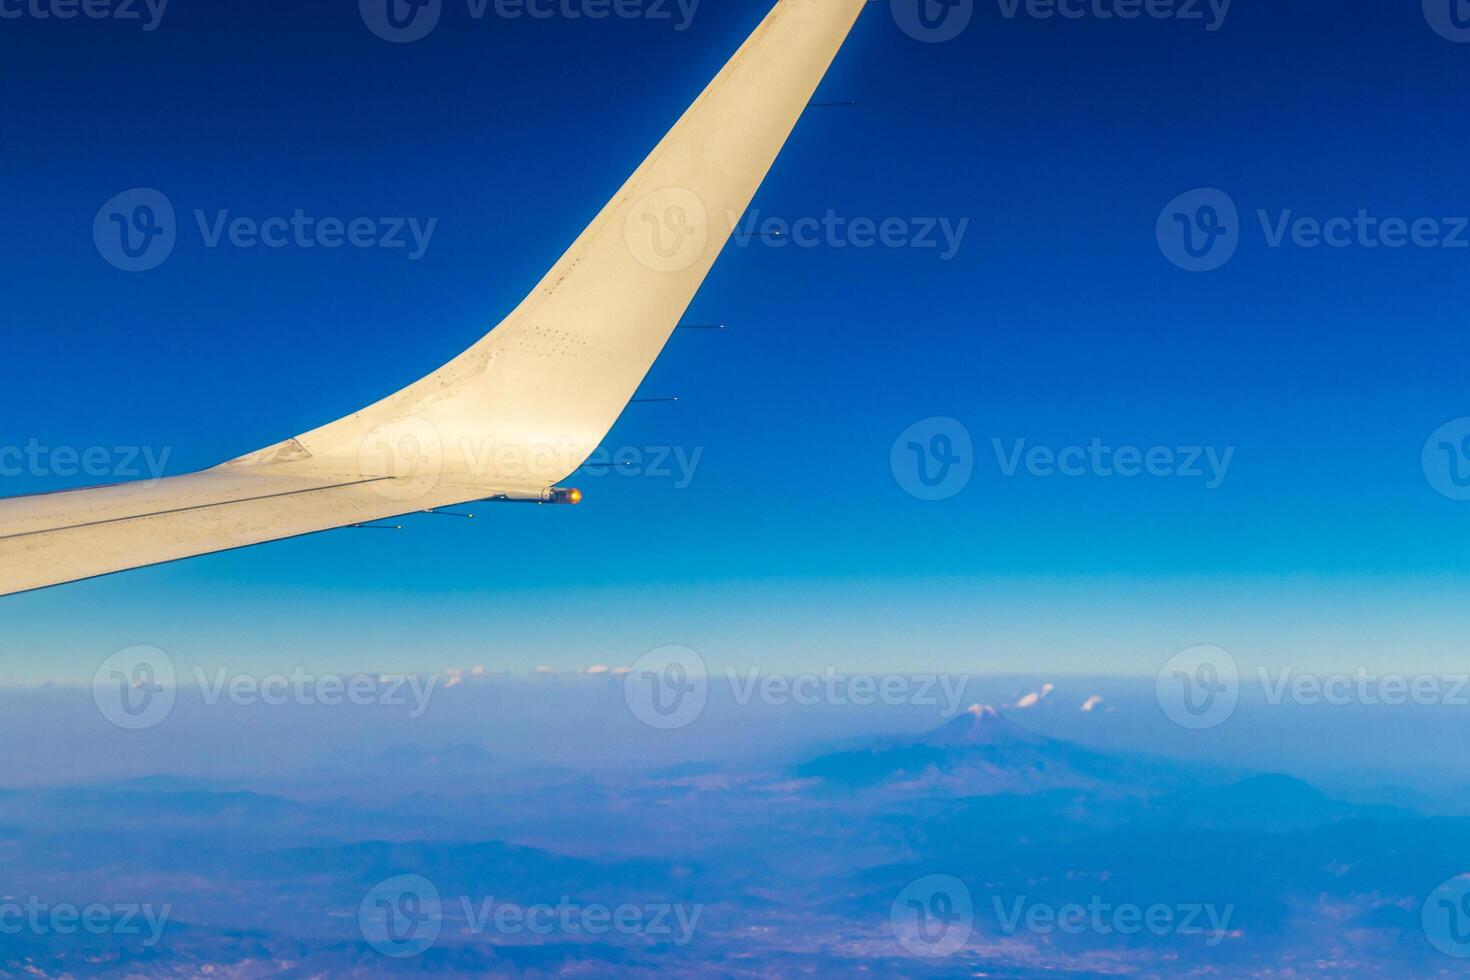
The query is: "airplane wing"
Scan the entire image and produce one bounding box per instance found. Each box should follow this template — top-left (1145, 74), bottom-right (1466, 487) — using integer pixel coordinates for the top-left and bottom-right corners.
top-left (0, 0), bottom-right (868, 598)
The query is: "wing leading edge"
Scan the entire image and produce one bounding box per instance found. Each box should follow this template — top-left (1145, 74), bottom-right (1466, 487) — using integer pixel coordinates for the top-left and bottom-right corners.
top-left (0, 0), bottom-right (868, 597)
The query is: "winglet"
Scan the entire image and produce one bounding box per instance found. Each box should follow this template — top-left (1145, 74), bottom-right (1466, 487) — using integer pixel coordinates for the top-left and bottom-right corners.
top-left (235, 0), bottom-right (869, 494)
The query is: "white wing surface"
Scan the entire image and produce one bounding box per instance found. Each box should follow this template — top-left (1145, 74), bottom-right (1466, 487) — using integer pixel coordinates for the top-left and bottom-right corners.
top-left (0, 0), bottom-right (868, 597)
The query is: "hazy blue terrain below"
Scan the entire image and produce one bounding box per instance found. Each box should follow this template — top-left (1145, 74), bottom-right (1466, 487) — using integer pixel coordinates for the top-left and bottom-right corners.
top-left (3, 673), bottom-right (1469, 977)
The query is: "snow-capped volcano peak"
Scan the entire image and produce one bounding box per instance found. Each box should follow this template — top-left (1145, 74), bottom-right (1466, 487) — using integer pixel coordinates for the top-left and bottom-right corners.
top-left (925, 703), bottom-right (1035, 747)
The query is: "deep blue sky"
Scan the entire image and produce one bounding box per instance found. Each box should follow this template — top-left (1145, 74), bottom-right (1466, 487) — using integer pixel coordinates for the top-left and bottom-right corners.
top-left (3, 0), bottom-right (1469, 681)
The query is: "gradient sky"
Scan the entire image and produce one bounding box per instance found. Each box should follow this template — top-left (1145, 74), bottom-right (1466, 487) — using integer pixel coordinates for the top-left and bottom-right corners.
top-left (2, 0), bottom-right (1469, 683)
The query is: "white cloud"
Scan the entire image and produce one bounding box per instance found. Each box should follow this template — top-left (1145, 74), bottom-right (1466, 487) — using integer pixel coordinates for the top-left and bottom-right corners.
top-left (1014, 683), bottom-right (1056, 709)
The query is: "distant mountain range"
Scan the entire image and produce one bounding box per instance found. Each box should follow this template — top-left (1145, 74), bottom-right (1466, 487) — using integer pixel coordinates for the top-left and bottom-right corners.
top-left (0, 701), bottom-right (1459, 978)
top-left (794, 703), bottom-right (1186, 796)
